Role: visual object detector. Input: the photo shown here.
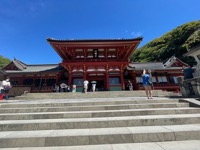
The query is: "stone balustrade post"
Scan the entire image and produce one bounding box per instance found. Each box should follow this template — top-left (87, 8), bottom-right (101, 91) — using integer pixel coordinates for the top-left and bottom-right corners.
top-left (191, 80), bottom-right (200, 96)
top-left (176, 76), bottom-right (190, 97)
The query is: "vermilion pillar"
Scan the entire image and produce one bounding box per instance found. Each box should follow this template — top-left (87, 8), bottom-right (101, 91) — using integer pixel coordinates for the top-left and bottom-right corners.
top-left (105, 71), bottom-right (109, 90)
top-left (83, 64), bottom-right (87, 80)
top-left (120, 70), bottom-right (125, 90)
top-left (131, 71), bottom-right (137, 90)
top-left (68, 71), bottom-right (72, 85)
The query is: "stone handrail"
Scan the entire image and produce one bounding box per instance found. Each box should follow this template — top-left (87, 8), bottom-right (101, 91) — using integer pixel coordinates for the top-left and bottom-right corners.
top-left (177, 76), bottom-right (200, 97)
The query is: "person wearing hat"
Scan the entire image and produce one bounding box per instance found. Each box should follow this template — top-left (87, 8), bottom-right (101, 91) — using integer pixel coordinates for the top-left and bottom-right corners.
top-left (2, 78), bottom-right (11, 100)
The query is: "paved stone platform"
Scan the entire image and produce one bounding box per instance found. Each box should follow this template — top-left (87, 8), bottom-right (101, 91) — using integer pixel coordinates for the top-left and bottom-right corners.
top-left (8, 90), bottom-right (181, 100)
top-left (1, 140), bottom-right (200, 150)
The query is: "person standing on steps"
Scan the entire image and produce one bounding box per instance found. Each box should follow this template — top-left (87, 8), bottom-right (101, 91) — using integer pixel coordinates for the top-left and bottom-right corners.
top-left (0, 80), bottom-right (4, 100)
top-left (2, 78), bottom-right (12, 100)
top-left (83, 80), bottom-right (89, 93)
top-left (91, 81), bottom-right (97, 92)
top-left (126, 80), bottom-right (133, 91)
top-left (0, 80), bottom-right (3, 94)
top-left (142, 69), bottom-right (153, 99)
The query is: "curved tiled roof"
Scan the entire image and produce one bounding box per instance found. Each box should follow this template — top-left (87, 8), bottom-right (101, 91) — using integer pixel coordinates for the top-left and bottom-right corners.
top-left (13, 58), bottom-right (27, 70)
top-left (5, 64), bottom-right (61, 73)
top-left (128, 62), bottom-right (164, 70)
top-left (127, 62), bottom-right (182, 71)
top-left (163, 56), bottom-right (188, 68)
top-left (3, 58), bottom-right (63, 74)
top-left (47, 37), bottom-right (143, 42)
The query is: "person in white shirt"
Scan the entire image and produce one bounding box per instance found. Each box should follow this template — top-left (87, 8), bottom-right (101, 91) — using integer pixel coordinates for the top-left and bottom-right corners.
top-left (0, 80), bottom-right (3, 94)
top-left (60, 83), bottom-right (67, 92)
top-left (92, 83), bottom-right (96, 92)
top-left (83, 80), bottom-right (89, 93)
top-left (2, 78), bottom-right (11, 100)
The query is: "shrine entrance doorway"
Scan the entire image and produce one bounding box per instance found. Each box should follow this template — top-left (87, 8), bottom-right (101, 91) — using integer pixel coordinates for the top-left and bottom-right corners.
top-left (87, 75), bottom-right (105, 92)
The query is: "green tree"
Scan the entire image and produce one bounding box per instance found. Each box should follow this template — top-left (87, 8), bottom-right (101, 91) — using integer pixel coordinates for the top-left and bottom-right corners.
top-left (184, 29), bottom-right (200, 50)
top-left (131, 20), bottom-right (200, 66)
top-left (0, 56), bottom-right (11, 69)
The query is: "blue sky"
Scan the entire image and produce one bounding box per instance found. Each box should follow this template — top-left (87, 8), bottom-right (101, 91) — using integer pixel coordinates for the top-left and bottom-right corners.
top-left (0, 0), bottom-right (199, 64)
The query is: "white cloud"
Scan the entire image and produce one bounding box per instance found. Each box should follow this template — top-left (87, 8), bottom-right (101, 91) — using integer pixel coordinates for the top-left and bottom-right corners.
top-left (29, 1), bottom-right (46, 13)
top-left (131, 32), bottom-right (142, 37)
top-left (124, 30), bottom-right (142, 38)
top-left (0, 0), bottom-right (47, 18)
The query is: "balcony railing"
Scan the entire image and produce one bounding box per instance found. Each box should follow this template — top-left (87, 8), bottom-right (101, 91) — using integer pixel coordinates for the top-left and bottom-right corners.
top-left (31, 86), bottom-right (54, 93)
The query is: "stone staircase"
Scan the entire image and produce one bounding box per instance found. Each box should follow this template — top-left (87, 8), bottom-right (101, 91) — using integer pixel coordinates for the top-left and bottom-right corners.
top-left (0, 96), bottom-right (200, 149)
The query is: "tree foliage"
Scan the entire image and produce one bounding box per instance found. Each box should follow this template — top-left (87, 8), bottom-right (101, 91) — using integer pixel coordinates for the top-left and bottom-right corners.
top-left (0, 56), bottom-right (11, 69)
top-left (184, 29), bottom-right (200, 50)
top-left (131, 20), bottom-right (200, 66)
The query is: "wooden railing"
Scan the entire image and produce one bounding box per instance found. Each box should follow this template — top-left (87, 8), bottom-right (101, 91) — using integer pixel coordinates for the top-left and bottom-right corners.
top-left (9, 86), bottom-right (31, 96)
top-left (31, 86), bottom-right (54, 93)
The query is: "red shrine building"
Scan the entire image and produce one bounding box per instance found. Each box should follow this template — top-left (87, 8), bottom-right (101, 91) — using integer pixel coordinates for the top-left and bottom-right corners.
top-left (1, 37), bottom-right (188, 95)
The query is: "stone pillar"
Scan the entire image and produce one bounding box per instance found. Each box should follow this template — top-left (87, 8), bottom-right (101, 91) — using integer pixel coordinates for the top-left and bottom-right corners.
top-left (191, 80), bottom-right (200, 96)
top-left (176, 76), bottom-right (190, 97)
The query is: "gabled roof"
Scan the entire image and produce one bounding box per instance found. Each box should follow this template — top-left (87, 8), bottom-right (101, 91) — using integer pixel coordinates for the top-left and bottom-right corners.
top-left (163, 56), bottom-right (176, 68)
top-left (127, 56), bottom-right (187, 71)
top-left (13, 58), bottom-right (27, 70)
top-left (2, 58), bottom-right (27, 71)
top-left (5, 64), bottom-right (62, 74)
top-left (128, 62), bottom-right (164, 70)
top-left (127, 61), bottom-right (183, 71)
top-left (3, 58), bottom-right (62, 74)
top-left (163, 56), bottom-right (188, 68)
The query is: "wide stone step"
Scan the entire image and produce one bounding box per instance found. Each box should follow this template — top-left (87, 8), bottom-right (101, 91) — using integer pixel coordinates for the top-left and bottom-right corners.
top-left (0, 99), bottom-right (180, 108)
top-left (0, 124), bottom-right (200, 148)
top-left (1, 140), bottom-right (200, 150)
top-left (1, 114), bottom-right (200, 131)
top-left (0, 103), bottom-right (189, 113)
top-left (12, 90), bottom-right (180, 100)
top-left (0, 107), bottom-right (200, 120)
